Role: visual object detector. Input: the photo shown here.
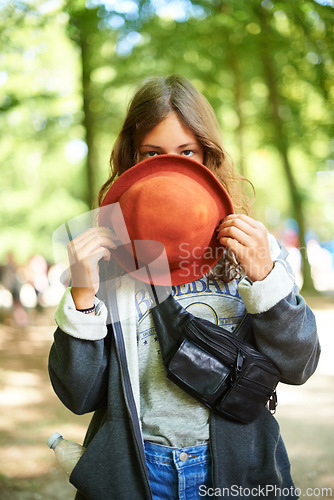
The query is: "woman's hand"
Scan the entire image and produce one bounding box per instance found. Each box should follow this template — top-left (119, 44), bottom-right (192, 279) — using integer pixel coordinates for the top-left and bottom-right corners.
top-left (216, 214), bottom-right (274, 282)
top-left (68, 227), bottom-right (116, 309)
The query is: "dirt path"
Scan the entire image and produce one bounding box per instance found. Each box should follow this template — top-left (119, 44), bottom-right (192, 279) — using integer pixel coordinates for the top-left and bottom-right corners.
top-left (0, 310), bottom-right (90, 499)
top-left (0, 297), bottom-right (333, 499)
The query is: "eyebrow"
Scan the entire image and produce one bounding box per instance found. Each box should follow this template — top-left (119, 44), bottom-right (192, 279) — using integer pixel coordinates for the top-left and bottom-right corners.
top-left (139, 143), bottom-right (198, 149)
top-left (139, 144), bottom-right (163, 149)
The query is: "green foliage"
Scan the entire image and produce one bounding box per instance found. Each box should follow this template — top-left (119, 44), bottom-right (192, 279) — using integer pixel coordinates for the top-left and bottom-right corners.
top-left (0, 1), bottom-right (87, 263)
top-left (0, 0), bottom-right (333, 268)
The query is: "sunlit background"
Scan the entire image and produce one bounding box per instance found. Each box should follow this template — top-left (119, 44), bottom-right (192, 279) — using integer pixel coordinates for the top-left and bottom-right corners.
top-left (0, 0), bottom-right (333, 498)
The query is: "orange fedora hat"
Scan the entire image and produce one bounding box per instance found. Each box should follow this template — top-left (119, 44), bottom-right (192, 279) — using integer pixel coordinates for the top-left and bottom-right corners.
top-left (98, 154), bottom-right (234, 285)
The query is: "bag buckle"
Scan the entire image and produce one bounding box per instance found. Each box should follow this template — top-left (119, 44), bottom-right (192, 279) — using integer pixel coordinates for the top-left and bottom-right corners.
top-left (269, 391), bottom-right (278, 414)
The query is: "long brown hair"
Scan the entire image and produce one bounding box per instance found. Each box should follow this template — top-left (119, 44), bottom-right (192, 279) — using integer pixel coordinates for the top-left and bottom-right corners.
top-left (98, 75), bottom-right (252, 282)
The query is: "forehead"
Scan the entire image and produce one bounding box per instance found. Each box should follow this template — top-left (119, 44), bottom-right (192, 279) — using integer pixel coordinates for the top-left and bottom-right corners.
top-left (140, 113), bottom-right (199, 145)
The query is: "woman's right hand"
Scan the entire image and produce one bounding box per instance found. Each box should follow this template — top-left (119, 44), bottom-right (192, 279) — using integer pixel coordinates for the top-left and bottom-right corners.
top-left (67, 227), bottom-right (116, 310)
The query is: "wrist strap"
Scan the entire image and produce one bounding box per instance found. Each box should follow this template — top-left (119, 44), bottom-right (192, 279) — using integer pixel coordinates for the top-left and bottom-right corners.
top-left (76, 305), bottom-right (95, 314)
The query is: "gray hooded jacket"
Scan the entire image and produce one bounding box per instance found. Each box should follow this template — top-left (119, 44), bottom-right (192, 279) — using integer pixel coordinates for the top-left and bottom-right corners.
top-left (49, 243), bottom-right (320, 500)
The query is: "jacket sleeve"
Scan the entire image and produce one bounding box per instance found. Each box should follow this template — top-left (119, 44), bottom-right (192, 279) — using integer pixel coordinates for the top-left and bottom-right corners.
top-left (48, 288), bottom-right (111, 415)
top-left (238, 239), bottom-right (320, 385)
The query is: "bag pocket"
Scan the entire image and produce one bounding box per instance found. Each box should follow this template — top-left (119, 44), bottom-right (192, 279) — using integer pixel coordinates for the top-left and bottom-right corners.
top-left (167, 338), bottom-right (231, 399)
top-left (215, 363), bottom-right (279, 424)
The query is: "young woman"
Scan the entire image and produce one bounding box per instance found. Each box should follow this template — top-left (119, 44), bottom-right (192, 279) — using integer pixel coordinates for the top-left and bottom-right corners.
top-left (49, 75), bottom-right (320, 500)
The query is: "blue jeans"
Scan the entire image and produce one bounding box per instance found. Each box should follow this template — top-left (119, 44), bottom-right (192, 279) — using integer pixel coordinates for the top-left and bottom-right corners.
top-left (144, 441), bottom-right (213, 499)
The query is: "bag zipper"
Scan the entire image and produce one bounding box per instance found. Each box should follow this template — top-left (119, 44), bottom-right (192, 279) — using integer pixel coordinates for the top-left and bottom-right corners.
top-left (188, 319), bottom-right (273, 364)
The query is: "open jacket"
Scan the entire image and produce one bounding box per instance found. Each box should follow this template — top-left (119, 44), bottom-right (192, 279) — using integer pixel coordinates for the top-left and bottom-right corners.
top-left (48, 244), bottom-right (320, 500)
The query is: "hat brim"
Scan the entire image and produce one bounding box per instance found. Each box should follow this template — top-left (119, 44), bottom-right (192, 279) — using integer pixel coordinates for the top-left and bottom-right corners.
top-left (99, 154), bottom-right (234, 285)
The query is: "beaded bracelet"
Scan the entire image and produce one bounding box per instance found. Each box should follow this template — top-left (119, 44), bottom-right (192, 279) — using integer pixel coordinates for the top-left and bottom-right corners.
top-left (76, 305), bottom-right (96, 314)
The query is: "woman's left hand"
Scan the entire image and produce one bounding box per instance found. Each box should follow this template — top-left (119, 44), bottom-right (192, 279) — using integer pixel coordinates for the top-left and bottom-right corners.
top-left (216, 214), bottom-right (274, 282)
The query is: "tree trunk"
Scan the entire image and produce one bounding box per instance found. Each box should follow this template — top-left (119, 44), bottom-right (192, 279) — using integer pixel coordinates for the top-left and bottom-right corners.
top-left (68, 6), bottom-right (99, 208)
top-left (257, 7), bottom-right (315, 293)
top-left (79, 34), bottom-right (98, 208)
top-left (229, 52), bottom-right (247, 178)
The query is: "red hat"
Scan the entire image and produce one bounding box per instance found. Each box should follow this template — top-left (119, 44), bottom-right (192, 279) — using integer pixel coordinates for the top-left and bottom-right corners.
top-left (99, 154), bottom-right (233, 285)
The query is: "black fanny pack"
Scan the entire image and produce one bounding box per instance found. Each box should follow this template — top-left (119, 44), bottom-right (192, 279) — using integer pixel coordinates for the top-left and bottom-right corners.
top-left (149, 287), bottom-right (280, 424)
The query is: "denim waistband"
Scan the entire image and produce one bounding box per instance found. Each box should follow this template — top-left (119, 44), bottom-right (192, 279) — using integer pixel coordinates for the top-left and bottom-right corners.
top-left (144, 441), bottom-right (211, 469)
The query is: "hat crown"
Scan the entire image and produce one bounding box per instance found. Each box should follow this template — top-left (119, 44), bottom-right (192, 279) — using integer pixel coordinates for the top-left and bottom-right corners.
top-left (99, 155), bottom-right (233, 285)
top-left (118, 172), bottom-right (219, 268)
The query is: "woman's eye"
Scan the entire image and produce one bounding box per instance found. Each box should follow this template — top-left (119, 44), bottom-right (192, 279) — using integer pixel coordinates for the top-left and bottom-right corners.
top-left (147, 151), bottom-right (158, 157)
top-left (182, 150), bottom-right (194, 157)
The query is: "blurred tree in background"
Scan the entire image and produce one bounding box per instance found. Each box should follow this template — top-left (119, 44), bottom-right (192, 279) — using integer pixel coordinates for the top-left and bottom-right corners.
top-left (0, 0), bottom-right (333, 292)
